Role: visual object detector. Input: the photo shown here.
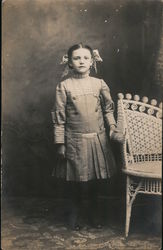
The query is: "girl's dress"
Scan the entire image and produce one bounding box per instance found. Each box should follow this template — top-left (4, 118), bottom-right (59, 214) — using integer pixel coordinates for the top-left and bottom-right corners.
top-left (51, 72), bottom-right (117, 181)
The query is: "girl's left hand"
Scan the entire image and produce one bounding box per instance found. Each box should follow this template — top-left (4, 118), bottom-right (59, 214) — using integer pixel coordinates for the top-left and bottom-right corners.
top-left (110, 127), bottom-right (125, 143)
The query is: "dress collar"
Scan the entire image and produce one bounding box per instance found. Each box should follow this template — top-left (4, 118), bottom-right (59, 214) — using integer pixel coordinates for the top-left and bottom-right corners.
top-left (71, 70), bottom-right (90, 79)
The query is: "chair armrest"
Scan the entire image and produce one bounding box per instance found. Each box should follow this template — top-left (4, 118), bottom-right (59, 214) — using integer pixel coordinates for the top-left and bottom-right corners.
top-left (121, 130), bottom-right (134, 168)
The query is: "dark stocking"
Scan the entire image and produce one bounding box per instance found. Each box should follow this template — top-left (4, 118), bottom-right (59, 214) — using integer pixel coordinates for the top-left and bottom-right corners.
top-left (67, 182), bottom-right (82, 229)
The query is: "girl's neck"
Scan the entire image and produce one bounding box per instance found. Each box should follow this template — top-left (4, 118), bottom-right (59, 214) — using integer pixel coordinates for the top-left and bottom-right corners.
top-left (71, 70), bottom-right (90, 79)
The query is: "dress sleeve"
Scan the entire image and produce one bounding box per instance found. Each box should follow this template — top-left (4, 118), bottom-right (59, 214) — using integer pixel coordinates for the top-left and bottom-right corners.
top-left (51, 81), bottom-right (67, 144)
top-left (100, 79), bottom-right (116, 127)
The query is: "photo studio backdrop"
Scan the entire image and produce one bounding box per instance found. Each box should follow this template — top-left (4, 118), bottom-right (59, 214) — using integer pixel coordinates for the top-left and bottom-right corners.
top-left (2, 0), bottom-right (163, 197)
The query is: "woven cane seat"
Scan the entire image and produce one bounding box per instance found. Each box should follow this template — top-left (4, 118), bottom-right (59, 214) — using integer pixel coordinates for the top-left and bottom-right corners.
top-left (122, 161), bottom-right (162, 178)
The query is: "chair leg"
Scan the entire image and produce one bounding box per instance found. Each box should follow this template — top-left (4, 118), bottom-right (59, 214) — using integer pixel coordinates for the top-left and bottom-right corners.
top-left (125, 176), bottom-right (132, 238)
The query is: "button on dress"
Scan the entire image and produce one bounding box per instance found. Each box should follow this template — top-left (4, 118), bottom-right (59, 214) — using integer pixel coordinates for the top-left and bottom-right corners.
top-left (51, 74), bottom-right (117, 181)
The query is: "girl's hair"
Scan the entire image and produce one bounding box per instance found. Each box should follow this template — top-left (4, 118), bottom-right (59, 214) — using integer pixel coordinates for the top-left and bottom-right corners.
top-left (67, 43), bottom-right (93, 68)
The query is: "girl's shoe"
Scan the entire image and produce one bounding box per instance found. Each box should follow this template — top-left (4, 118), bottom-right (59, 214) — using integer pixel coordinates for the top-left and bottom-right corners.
top-left (94, 224), bottom-right (102, 229)
top-left (90, 221), bottom-right (103, 229)
top-left (88, 218), bottom-right (103, 229)
top-left (72, 224), bottom-right (81, 231)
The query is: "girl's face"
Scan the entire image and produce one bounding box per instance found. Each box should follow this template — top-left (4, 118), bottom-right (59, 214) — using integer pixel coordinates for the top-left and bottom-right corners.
top-left (69, 48), bottom-right (93, 74)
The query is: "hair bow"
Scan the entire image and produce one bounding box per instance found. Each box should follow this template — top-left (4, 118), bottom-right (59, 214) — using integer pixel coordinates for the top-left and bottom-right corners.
top-left (92, 49), bottom-right (103, 62)
top-left (60, 54), bottom-right (68, 64)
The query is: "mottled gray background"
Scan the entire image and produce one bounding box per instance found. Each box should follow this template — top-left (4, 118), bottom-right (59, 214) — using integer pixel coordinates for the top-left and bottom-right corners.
top-left (2, 0), bottom-right (163, 197)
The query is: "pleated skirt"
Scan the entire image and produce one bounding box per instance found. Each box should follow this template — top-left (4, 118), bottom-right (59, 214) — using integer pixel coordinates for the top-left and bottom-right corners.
top-left (53, 130), bottom-right (117, 182)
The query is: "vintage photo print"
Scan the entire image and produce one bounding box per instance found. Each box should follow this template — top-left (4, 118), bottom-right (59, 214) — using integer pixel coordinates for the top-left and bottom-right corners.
top-left (2, 0), bottom-right (162, 249)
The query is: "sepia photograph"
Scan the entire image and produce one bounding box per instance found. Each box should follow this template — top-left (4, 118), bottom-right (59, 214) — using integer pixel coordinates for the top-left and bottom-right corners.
top-left (2, 0), bottom-right (162, 249)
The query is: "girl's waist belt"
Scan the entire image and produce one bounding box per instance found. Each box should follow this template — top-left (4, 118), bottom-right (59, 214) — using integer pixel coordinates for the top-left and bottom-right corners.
top-left (65, 129), bottom-right (105, 138)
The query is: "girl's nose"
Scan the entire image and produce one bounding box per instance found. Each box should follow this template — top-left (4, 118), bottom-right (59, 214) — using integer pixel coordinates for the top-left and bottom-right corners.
top-left (79, 59), bottom-right (84, 64)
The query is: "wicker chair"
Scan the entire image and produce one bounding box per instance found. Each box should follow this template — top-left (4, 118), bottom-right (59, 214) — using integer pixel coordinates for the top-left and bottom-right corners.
top-left (117, 93), bottom-right (162, 237)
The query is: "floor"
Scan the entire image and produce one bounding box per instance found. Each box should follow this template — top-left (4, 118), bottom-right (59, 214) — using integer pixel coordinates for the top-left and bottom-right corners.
top-left (1, 196), bottom-right (162, 250)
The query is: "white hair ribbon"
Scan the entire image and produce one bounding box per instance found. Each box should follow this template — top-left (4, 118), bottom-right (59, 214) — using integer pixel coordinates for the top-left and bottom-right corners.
top-left (60, 54), bottom-right (68, 65)
top-left (92, 49), bottom-right (103, 62)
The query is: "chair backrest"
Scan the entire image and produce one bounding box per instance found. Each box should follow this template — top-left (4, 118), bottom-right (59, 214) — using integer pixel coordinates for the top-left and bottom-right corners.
top-left (117, 93), bottom-right (162, 163)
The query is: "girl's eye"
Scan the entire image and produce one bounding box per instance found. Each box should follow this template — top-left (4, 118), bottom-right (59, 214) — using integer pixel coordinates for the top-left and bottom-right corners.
top-left (73, 57), bottom-right (80, 60)
top-left (72, 56), bottom-right (90, 60)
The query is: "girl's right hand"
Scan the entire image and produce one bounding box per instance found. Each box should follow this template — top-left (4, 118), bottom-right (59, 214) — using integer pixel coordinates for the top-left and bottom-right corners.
top-left (57, 144), bottom-right (66, 159)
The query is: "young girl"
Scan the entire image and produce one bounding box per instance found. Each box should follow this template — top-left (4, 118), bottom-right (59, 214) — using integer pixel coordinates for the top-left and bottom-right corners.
top-left (51, 43), bottom-right (123, 230)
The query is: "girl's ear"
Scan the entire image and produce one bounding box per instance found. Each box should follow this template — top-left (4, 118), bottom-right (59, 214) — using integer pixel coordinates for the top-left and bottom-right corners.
top-left (68, 62), bottom-right (73, 69)
top-left (68, 59), bottom-right (73, 68)
top-left (90, 58), bottom-right (94, 66)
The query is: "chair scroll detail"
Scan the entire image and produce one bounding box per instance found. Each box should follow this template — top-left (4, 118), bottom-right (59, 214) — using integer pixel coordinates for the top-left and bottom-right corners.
top-left (117, 93), bottom-right (162, 237)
